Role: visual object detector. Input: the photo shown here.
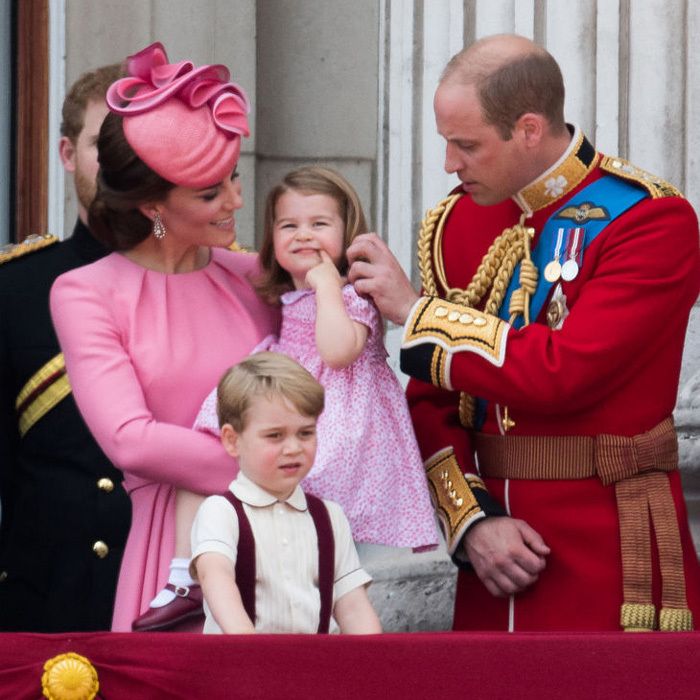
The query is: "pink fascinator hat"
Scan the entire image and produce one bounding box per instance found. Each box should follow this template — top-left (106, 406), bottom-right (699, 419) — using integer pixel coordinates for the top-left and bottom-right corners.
top-left (106, 42), bottom-right (250, 189)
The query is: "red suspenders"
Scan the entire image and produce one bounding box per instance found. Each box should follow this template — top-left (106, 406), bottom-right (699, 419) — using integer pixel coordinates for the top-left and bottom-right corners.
top-left (306, 494), bottom-right (334, 634)
top-left (222, 491), bottom-right (335, 634)
top-left (222, 493), bottom-right (256, 624)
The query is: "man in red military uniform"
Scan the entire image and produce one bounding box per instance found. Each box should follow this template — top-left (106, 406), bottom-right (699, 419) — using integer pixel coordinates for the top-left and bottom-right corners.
top-left (348, 34), bottom-right (700, 631)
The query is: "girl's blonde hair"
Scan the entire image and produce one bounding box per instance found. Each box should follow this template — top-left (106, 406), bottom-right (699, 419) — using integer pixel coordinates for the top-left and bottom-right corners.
top-left (257, 166), bottom-right (369, 303)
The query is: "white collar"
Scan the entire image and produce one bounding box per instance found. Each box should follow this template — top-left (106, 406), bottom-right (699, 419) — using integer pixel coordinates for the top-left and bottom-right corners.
top-left (229, 472), bottom-right (308, 511)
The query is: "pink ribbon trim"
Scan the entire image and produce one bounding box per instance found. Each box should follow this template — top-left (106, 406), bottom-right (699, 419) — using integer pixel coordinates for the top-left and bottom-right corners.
top-left (106, 42), bottom-right (250, 137)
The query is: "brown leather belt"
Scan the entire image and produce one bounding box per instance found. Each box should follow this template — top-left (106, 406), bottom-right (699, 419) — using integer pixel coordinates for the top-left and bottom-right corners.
top-left (475, 418), bottom-right (693, 631)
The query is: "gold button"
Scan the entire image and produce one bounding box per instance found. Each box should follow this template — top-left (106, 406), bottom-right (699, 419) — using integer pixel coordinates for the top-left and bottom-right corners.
top-left (92, 541), bottom-right (109, 559)
top-left (97, 477), bottom-right (114, 493)
top-left (0, 570), bottom-right (7, 583)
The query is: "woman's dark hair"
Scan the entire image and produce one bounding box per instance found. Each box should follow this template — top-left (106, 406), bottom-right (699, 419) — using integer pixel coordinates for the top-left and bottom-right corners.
top-left (88, 112), bottom-right (175, 251)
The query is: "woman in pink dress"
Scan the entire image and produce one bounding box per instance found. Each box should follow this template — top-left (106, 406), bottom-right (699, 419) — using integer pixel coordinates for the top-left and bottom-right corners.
top-left (49, 43), bottom-right (277, 632)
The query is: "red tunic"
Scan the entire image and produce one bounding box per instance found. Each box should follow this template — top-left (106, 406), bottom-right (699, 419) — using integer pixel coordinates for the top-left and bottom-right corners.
top-left (403, 129), bottom-right (700, 631)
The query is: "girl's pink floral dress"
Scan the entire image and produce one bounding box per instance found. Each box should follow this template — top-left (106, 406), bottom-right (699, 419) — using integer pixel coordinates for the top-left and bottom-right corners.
top-left (195, 285), bottom-right (438, 550)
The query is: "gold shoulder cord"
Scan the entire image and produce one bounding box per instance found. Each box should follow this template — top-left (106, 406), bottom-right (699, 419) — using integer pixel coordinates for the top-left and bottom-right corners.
top-left (417, 198), bottom-right (536, 429)
top-left (0, 234), bottom-right (58, 265)
top-left (418, 194), bottom-right (460, 297)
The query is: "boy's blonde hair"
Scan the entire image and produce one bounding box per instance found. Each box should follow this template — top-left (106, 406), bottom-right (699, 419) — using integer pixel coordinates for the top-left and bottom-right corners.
top-left (217, 352), bottom-right (324, 431)
top-left (257, 166), bottom-right (369, 303)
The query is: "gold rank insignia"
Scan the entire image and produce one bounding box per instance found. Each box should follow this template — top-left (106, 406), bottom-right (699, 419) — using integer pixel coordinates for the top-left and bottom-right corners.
top-left (555, 201), bottom-right (610, 224)
top-left (425, 447), bottom-right (485, 554)
top-left (600, 156), bottom-right (683, 199)
top-left (402, 297), bottom-right (508, 390)
top-left (0, 234), bottom-right (59, 265)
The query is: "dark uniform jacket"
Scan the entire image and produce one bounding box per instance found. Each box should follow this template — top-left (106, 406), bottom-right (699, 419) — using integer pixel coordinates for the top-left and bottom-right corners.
top-left (0, 220), bottom-right (131, 631)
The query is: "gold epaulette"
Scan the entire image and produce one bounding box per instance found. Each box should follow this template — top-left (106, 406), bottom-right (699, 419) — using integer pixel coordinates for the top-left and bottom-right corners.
top-left (228, 240), bottom-right (254, 254)
top-left (600, 156), bottom-right (683, 199)
top-left (0, 234), bottom-right (59, 265)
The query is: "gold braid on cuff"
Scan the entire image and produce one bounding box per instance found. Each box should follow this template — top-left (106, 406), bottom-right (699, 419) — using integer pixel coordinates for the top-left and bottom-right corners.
top-left (425, 447), bottom-right (486, 554)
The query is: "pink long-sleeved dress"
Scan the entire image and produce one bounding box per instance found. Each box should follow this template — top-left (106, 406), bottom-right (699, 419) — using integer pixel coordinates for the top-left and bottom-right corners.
top-left (50, 248), bottom-right (277, 631)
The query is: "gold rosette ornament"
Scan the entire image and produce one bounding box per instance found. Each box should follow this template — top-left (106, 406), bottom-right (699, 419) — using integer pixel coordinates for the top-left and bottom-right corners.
top-left (41, 653), bottom-right (99, 700)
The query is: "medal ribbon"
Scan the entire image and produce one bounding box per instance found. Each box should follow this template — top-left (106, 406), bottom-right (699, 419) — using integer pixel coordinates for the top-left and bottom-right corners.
top-left (553, 227), bottom-right (565, 260)
top-left (543, 228), bottom-right (565, 282)
top-left (564, 227), bottom-right (583, 266)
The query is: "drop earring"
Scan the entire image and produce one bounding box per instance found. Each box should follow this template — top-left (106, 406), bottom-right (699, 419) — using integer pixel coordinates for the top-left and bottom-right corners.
top-left (153, 211), bottom-right (166, 239)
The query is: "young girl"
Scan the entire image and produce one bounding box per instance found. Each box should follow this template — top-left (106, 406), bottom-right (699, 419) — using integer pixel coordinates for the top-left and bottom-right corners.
top-left (135, 167), bottom-right (438, 631)
top-left (238, 166), bottom-right (437, 546)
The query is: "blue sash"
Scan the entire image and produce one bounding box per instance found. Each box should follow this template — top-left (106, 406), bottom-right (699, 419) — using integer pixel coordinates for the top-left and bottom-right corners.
top-left (473, 175), bottom-right (647, 429)
top-left (502, 175), bottom-right (647, 330)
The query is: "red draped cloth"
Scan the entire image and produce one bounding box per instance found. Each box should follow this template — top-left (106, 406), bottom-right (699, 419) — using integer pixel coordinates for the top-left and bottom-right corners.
top-left (2, 631), bottom-right (699, 699)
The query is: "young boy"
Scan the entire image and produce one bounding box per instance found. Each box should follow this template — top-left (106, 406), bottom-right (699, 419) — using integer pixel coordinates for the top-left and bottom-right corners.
top-left (190, 352), bottom-right (382, 634)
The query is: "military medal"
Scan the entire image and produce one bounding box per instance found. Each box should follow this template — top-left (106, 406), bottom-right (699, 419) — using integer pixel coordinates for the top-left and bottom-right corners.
top-left (544, 260), bottom-right (561, 283)
top-left (546, 284), bottom-right (569, 329)
top-left (544, 228), bottom-right (565, 282)
top-left (561, 227), bottom-right (584, 282)
top-left (561, 259), bottom-right (579, 281)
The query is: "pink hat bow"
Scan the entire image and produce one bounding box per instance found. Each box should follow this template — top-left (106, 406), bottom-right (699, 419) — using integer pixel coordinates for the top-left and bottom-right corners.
top-left (106, 43), bottom-right (250, 188)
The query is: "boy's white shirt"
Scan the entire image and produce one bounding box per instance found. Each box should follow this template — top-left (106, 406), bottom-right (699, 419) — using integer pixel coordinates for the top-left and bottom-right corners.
top-left (190, 472), bottom-right (371, 634)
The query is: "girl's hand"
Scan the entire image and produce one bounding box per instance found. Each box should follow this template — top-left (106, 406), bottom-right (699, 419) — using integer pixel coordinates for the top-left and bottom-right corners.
top-left (305, 250), bottom-right (342, 291)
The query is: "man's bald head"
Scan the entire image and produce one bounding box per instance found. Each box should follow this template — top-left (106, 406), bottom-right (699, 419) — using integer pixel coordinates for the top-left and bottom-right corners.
top-left (441, 34), bottom-right (566, 140)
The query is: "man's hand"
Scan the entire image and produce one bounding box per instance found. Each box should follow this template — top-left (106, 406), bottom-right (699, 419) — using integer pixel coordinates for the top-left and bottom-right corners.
top-left (463, 517), bottom-right (550, 597)
top-left (347, 233), bottom-right (420, 325)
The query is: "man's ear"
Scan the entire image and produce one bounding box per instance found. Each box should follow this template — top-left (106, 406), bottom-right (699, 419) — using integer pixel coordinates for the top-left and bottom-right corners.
top-left (220, 423), bottom-right (240, 458)
top-left (59, 136), bottom-right (77, 173)
top-left (514, 112), bottom-right (545, 148)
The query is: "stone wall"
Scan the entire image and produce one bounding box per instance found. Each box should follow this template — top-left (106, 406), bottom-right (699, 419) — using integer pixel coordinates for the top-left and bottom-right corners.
top-left (62, 0), bottom-right (257, 244)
